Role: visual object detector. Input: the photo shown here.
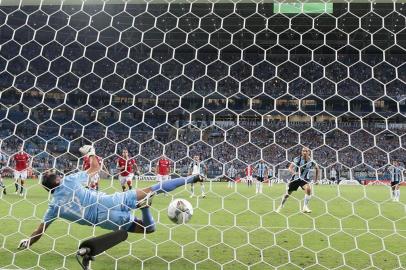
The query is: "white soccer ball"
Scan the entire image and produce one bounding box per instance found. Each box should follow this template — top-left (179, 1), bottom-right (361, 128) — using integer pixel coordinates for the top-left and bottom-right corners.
top-left (167, 198), bottom-right (193, 224)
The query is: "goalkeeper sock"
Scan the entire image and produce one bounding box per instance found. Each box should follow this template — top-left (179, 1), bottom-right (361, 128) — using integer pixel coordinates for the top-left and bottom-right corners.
top-left (304, 195), bottom-right (311, 207)
top-left (15, 183), bottom-right (18, 192)
top-left (140, 207), bottom-right (155, 233)
top-left (151, 176), bottom-right (196, 194)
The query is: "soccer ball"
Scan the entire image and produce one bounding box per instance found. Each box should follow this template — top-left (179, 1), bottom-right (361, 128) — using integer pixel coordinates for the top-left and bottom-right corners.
top-left (167, 199), bottom-right (193, 224)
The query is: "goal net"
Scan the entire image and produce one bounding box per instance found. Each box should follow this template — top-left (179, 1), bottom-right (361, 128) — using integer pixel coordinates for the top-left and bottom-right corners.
top-left (0, 1), bottom-right (405, 269)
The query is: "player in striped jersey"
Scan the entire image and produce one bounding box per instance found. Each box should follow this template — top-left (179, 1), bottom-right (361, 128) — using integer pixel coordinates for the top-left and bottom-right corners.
top-left (227, 164), bottom-right (237, 189)
top-left (276, 147), bottom-right (320, 213)
top-left (388, 160), bottom-right (403, 202)
top-left (0, 152), bottom-right (7, 194)
top-left (189, 155), bottom-right (207, 198)
top-left (254, 160), bottom-right (268, 194)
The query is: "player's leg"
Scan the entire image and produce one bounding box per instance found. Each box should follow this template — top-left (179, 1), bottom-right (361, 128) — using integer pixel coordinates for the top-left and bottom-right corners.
top-left (156, 175), bottom-right (167, 196)
top-left (0, 175), bottom-right (6, 194)
top-left (395, 184), bottom-right (400, 202)
top-left (119, 176), bottom-right (126, 192)
top-left (391, 184), bottom-right (396, 200)
top-left (19, 170), bottom-right (27, 196)
top-left (14, 171), bottom-right (19, 193)
top-left (200, 182), bottom-right (206, 198)
top-left (276, 191), bottom-right (293, 213)
top-left (136, 175), bottom-right (203, 202)
top-left (190, 182), bottom-right (195, 198)
top-left (276, 181), bottom-right (298, 212)
top-left (302, 183), bottom-right (312, 213)
top-left (127, 174), bottom-right (134, 190)
top-left (259, 178), bottom-right (263, 193)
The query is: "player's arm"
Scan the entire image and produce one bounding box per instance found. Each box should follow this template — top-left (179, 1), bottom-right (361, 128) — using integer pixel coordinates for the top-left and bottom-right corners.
top-left (18, 222), bottom-right (51, 249)
top-left (87, 155), bottom-right (101, 177)
top-left (288, 162), bottom-right (296, 176)
top-left (314, 163), bottom-right (320, 184)
top-left (99, 159), bottom-right (108, 174)
top-left (134, 162), bottom-right (139, 175)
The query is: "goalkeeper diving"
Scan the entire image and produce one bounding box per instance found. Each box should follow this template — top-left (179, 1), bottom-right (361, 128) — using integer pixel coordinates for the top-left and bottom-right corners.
top-left (18, 145), bottom-right (203, 249)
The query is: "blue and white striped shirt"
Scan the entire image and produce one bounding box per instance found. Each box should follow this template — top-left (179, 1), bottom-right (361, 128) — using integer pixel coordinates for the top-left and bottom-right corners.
top-left (255, 162), bottom-right (268, 178)
top-left (291, 156), bottom-right (316, 182)
top-left (389, 165), bottom-right (403, 182)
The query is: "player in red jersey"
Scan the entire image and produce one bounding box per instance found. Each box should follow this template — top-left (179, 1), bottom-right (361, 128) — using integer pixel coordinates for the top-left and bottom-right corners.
top-left (82, 155), bottom-right (105, 191)
top-left (245, 164), bottom-right (253, 187)
top-left (117, 149), bottom-right (139, 191)
top-left (155, 155), bottom-right (171, 182)
top-left (155, 155), bottom-right (172, 196)
top-left (13, 145), bottom-right (31, 196)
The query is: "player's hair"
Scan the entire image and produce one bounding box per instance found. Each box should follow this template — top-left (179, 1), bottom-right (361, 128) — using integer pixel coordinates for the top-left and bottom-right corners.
top-left (41, 170), bottom-right (59, 193)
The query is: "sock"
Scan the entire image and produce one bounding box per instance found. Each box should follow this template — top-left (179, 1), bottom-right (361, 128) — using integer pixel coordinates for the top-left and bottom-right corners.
top-left (280, 194), bottom-right (289, 208)
top-left (191, 183), bottom-right (194, 194)
top-left (140, 207), bottom-right (155, 233)
top-left (15, 183), bottom-right (18, 192)
top-left (304, 194), bottom-right (311, 207)
top-left (151, 176), bottom-right (196, 194)
top-left (255, 182), bottom-right (259, 192)
top-left (129, 186), bottom-right (132, 190)
top-left (201, 184), bottom-right (205, 195)
top-left (396, 190), bottom-right (400, 199)
top-left (0, 181), bottom-right (4, 188)
top-left (122, 186), bottom-right (126, 192)
top-left (392, 190), bottom-right (396, 198)
top-left (259, 182), bottom-right (263, 193)
top-left (20, 186), bottom-right (24, 194)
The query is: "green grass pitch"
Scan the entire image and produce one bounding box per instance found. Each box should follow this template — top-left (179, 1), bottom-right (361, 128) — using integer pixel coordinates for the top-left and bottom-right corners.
top-left (0, 178), bottom-right (405, 270)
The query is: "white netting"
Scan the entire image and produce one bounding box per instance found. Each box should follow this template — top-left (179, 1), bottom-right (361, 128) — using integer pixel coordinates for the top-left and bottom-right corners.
top-left (0, 1), bottom-right (405, 269)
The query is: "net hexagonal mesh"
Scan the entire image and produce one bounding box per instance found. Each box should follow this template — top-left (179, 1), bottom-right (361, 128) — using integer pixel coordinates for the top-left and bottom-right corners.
top-left (0, 1), bottom-right (405, 269)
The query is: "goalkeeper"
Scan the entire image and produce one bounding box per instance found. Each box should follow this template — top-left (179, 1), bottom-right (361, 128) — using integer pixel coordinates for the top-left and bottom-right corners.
top-left (19, 145), bottom-right (203, 249)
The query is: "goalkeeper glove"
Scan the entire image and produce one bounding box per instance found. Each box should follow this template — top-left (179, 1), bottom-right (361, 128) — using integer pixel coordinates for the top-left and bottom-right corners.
top-left (79, 145), bottom-right (96, 157)
top-left (18, 239), bottom-right (30, 249)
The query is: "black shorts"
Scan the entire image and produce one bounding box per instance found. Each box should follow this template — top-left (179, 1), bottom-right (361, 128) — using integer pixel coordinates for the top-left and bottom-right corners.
top-left (391, 181), bottom-right (399, 187)
top-left (257, 176), bottom-right (264, 182)
top-left (288, 179), bottom-right (309, 192)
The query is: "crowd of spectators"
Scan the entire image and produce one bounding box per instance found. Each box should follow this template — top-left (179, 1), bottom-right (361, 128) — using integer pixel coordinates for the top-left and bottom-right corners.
top-left (1, 115), bottom-right (405, 180)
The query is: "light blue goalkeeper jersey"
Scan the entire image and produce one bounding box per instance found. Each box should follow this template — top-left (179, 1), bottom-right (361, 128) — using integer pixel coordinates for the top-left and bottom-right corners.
top-left (43, 171), bottom-right (137, 231)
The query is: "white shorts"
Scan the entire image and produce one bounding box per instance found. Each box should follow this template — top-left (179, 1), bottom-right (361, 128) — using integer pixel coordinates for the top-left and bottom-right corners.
top-left (119, 174), bottom-right (134, 186)
top-left (14, 170), bottom-right (28, 180)
top-left (157, 174), bottom-right (170, 182)
top-left (246, 176), bottom-right (253, 181)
